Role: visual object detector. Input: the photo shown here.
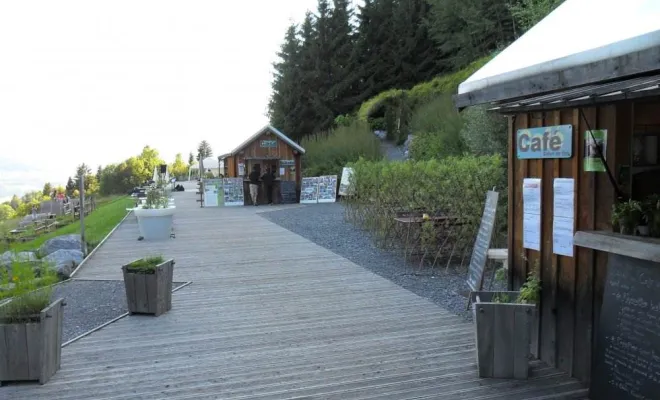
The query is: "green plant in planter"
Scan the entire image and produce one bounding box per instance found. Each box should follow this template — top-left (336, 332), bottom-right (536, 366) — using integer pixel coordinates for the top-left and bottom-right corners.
top-left (124, 255), bottom-right (165, 274)
top-left (143, 188), bottom-right (170, 209)
top-left (611, 199), bottom-right (643, 235)
top-left (642, 194), bottom-right (660, 238)
top-left (517, 265), bottom-right (541, 304)
top-left (0, 261), bottom-right (58, 323)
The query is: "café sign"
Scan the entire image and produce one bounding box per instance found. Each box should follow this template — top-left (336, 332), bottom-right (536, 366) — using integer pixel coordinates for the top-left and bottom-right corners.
top-left (260, 140), bottom-right (277, 148)
top-left (517, 125), bottom-right (573, 159)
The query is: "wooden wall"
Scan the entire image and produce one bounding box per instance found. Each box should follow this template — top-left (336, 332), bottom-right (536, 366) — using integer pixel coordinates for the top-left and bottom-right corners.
top-left (222, 129), bottom-right (302, 183)
top-left (508, 103), bottom-right (626, 382)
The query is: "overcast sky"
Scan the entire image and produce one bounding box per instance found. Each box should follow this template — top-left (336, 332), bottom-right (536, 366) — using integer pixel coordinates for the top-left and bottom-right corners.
top-left (0, 0), bottom-right (318, 201)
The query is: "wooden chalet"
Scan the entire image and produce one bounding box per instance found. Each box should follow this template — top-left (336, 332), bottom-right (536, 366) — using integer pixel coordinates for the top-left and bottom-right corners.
top-left (218, 125), bottom-right (305, 205)
top-left (456, 0), bottom-right (660, 398)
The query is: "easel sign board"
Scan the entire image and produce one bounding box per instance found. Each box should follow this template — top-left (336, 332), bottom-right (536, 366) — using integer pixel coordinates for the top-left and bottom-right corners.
top-left (222, 178), bottom-right (244, 206)
top-left (338, 167), bottom-right (353, 196)
top-left (300, 177), bottom-right (319, 204)
top-left (466, 190), bottom-right (499, 292)
top-left (203, 179), bottom-right (223, 207)
top-left (318, 175), bottom-right (338, 203)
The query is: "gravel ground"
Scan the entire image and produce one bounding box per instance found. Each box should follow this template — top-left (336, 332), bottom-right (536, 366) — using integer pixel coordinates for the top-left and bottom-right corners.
top-left (261, 203), bottom-right (505, 320)
top-left (52, 280), bottom-right (187, 343)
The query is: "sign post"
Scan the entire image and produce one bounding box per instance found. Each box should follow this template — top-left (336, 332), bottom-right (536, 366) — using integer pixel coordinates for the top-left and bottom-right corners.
top-left (465, 190), bottom-right (499, 308)
top-left (79, 174), bottom-right (86, 256)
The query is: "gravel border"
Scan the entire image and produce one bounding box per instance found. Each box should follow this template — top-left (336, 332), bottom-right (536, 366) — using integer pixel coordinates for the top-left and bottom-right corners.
top-left (261, 203), bottom-right (506, 320)
top-left (52, 279), bottom-right (187, 343)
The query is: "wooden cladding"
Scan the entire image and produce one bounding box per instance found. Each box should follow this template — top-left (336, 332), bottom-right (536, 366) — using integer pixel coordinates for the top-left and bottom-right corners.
top-left (508, 105), bottom-right (620, 382)
top-left (239, 133), bottom-right (297, 160)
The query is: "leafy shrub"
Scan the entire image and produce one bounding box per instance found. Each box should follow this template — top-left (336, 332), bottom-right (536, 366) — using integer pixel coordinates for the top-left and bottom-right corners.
top-left (0, 204), bottom-right (16, 221)
top-left (344, 155), bottom-right (507, 266)
top-left (301, 121), bottom-right (382, 178)
top-left (460, 105), bottom-right (508, 157)
top-left (0, 261), bottom-right (59, 323)
top-left (409, 95), bottom-right (465, 160)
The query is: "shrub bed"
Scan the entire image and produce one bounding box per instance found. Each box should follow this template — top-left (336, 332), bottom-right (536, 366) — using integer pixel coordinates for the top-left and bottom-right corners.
top-left (344, 155), bottom-right (507, 268)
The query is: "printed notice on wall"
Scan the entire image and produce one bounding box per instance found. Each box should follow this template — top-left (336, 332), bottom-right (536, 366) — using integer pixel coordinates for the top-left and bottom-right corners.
top-left (553, 178), bottom-right (575, 257)
top-left (522, 178), bottom-right (541, 251)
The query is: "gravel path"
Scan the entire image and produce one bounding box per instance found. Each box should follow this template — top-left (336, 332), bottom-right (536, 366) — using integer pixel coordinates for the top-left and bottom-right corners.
top-left (261, 203), bottom-right (505, 320)
top-left (52, 279), bottom-right (187, 343)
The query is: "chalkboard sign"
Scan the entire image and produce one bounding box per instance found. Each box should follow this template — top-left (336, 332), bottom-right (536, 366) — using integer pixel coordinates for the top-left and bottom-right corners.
top-left (590, 253), bottom-right (660, 400)
top-left (280, 180), bottom-right (297, 204)
top-left (466, 191), bottom-right (499, 292)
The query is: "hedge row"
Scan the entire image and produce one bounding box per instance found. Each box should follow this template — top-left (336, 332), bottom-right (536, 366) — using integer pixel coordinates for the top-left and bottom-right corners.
top-left (344, 155), bottom-right (507, 267)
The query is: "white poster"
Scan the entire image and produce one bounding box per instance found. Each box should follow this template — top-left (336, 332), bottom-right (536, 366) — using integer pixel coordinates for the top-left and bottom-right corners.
top-left (522, 178), bottom-right (541, 251)
top-left (300, 177), bottom-right (319, 204)
top-left (553, 217), bottom-right (574, 257)
top-left (238, 163), bottom-right (245, 176)
top-left (553, 178), bottom-right (574, 219)
top-left (553, 178), bottom-right (575, 257)
top-left (318, 175), bottom-right (338, 203)
top-left (279, 167), bottom-right (285, 177)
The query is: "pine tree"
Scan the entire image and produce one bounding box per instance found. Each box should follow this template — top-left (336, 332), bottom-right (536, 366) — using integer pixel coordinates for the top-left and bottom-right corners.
top-left (196, 140), bottom-right (213, 160)
top-left (65, 177), bottom-right (76, 196)
top-left (269, 24), bottom-right (303, 138)
top-left (42, 182), bottom-right (53, 197)
top-left (327, 0), bottom-right (357, 117)
top-left (188, 152), bottom-right (194, 165)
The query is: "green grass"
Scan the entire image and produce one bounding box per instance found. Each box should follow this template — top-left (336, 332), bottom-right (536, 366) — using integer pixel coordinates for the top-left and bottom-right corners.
top-left (125, 256), bottom-right (165, 274)
top-left (9, 196), bottom-right (134, 253)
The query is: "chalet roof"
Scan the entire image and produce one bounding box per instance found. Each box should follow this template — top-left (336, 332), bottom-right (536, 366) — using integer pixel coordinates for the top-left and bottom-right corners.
top-left (455, 0), bottom-right (660, 109)
top-left (220, 125), bottom-right (305, 158)
top-left (489, 73), bottom-right (660, 113)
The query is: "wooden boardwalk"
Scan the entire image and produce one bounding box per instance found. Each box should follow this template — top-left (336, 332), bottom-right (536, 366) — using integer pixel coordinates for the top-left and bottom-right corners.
top-left (2, 188), bottom-right (588, 399)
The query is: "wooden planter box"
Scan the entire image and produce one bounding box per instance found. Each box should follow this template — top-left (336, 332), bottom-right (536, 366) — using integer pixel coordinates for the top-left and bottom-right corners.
top-left (122, 259), bottom-right (174, 316)
top-left (471, 291), bottom-right (536, 379)
top-left (0, 298), bottom-right (65, 385)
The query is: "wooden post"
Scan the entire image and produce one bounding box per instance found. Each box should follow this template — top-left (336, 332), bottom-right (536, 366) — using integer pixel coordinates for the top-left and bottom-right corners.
top-left (79, 174), bottom-right (86, 256)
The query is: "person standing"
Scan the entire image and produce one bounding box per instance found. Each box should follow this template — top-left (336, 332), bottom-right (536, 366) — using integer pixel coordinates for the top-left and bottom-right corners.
top-left (249, 166), bottom-right (260, 206)
top-left (261, 167), bottom-right (275, 205)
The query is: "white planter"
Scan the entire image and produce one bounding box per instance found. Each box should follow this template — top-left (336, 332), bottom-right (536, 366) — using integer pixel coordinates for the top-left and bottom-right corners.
top-left (134, 206), bottom-right (175, 240)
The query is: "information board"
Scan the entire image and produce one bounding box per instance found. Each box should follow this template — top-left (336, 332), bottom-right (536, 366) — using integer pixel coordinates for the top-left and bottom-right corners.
top-left (338, 167), bottom-right (354, 196)
top-left (280, 180), bottom-right (297, 204)
top-left (300, 177), bottom-right (319, 204)
top-left (590, 253), bottom-right (660, 400)
top-left (203, 179), bottom-right (223, 207)
top-left (222, 178), bottom-right (244, 206)
top-left (318, 175), bottom-right (338, 203)
top-left (466, 190), bottom-right (499, 292)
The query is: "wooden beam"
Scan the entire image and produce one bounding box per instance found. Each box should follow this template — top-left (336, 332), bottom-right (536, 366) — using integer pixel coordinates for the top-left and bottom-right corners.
top-left (574, 230), bottom-right (660, 262)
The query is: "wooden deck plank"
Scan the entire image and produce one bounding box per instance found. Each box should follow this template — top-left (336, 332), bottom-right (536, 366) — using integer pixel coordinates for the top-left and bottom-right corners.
top-left (1, 187), bottom-right (587, 399)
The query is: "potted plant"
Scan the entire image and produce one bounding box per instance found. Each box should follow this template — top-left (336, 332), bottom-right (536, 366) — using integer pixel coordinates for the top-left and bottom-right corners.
top-left (611, 199), bottom-right (643, 235)
top-left (122, 256), bottom-right (174, 316)
top-left (0, 262), bottom-right (64, 385)
top-left (642, 194), bottom-right (660, 238)
top-left (134, 186), bottom-right (175, 240)
top-left (471, 267), bottom-right (540, 379)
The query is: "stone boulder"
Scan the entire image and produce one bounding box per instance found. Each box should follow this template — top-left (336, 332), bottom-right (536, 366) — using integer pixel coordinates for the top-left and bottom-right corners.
top-left (42, 249), bottom-right (84, 279)
top-left (0, 251), bottom-right (38, 269)
top-left (38, 234), bottom-right (83, 257)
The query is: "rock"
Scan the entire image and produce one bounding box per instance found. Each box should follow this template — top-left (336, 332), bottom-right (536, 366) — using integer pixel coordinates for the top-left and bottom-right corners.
top-left (43, 249), bottom-right (84, 279)
top-left (38, 234), bottom-right (83, 257)
top-left (0, 251), bottom-right (38, 268)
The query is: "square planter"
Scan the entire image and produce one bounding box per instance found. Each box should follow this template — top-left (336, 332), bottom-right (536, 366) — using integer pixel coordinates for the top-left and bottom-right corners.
top-left (0, 298), bottom-right (65, 385)
top-left (134, 207), bottom-right (175, 240)
top-left (122, 259), bottom-right (174, 316)
top-left (471, 291), bottom-right (536, 379)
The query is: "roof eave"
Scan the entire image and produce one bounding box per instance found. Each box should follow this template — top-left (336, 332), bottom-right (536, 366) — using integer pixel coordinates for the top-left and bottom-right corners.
top-left (455, 44), bottom-right (660, 110)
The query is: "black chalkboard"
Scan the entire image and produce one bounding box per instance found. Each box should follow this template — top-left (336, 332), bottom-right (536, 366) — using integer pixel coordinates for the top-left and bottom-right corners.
top-left (590, 253), bottom-right (660, 400)
top-left (280, 180), bottom-right (297, 204)
top-left (466, 191), bottom-right (499, 292)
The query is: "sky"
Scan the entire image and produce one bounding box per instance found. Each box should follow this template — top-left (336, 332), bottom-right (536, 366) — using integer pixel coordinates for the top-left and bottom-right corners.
top-left (0, 0), bottom-right (318, 201)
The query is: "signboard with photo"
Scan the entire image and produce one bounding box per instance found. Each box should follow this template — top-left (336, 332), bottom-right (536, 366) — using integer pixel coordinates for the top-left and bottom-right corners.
top-left (584, 129), bottom-right (607, 172)
top-left (222, 178), bottom-right (244, 206)
top-left (300, 177), bottom-right (319, 204)
top-left (203, 179), bottom-right (223, 207)
top-left (338, 167), bottom-right (353, 196)
top-left (318, 175), bottom-right (338, 203)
